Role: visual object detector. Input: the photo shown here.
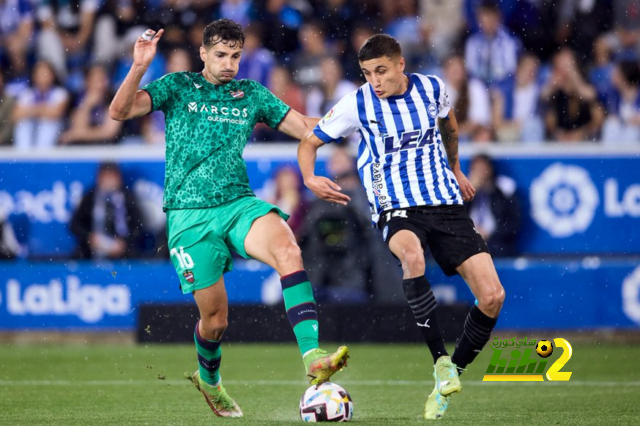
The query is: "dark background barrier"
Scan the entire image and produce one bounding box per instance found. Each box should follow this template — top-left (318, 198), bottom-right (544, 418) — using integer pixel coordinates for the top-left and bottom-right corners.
top-left (136, 303), bottom-right (471, 344)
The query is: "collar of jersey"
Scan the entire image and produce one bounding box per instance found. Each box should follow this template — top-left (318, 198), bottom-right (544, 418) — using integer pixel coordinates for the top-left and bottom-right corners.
top-left (378, 73), bottom-right (414, 101)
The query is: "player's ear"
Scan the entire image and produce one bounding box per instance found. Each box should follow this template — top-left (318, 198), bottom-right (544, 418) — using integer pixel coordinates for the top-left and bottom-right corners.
top-left (398, 56), bottom-right (406, 72)
top-left (199, 46), bottom-right (207, 62)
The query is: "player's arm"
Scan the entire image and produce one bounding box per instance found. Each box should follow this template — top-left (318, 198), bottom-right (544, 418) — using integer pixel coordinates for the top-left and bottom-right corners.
top-left (298, 132), bottom-right (351, 205)
top-left (276, 109), bottom-right (320, 140)
top-left (109, 29), bottom-right (164, 121)
top-left (439, 110), bottom-right (475, 202)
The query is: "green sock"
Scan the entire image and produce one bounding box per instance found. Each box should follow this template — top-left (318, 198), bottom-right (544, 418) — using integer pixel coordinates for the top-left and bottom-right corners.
top-left (194, 322), bottom-right (222, 386)
top-left (281, 270), bottom-right (319, 356)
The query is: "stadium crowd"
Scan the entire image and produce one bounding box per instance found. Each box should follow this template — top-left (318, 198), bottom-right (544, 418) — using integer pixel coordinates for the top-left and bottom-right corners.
top-left (0, 0), bottom-right (639, 147)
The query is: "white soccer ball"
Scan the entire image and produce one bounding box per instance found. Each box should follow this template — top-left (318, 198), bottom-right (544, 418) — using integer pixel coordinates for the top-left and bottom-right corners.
top-left (299, 382), bottom-right (353, 422)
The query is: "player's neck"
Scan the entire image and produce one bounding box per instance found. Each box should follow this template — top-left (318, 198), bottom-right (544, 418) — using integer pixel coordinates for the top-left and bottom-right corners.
top-left (392, 74), bottom-right (409, 97)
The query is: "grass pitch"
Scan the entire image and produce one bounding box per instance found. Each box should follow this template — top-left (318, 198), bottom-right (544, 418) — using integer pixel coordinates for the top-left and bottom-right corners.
top-left (1, 342), bottom-right (639, 425)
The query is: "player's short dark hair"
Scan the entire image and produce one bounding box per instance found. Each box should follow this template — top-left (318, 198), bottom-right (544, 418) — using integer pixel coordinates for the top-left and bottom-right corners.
top-left (358, 34), bottom-right (402, 62)
top-left (203, 18), bottom-right (245, 49)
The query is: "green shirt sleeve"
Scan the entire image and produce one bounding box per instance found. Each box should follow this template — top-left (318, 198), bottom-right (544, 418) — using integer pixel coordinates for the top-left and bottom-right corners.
top-left (253, 81), bottom-right (291, 129)
top-left (141, 73), bottom-right (175, 112)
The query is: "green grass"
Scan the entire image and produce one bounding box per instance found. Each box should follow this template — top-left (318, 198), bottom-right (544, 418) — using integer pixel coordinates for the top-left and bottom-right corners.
top-left (1, 342), bottom-right (639, 425)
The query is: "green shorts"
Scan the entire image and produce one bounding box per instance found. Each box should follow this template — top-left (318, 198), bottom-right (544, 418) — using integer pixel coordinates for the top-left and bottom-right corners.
top-left (166, 196), bottom-right (289, 294)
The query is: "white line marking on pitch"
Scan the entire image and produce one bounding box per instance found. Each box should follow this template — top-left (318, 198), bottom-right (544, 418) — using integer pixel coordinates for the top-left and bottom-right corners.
top-left (1, 379), bottom-right (640, 387)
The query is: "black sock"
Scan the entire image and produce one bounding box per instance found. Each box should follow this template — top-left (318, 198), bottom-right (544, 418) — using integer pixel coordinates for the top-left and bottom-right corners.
top-left (402, 276), bottom-right (448, 363)
top-left (451, 305), bottom-right (498, 375)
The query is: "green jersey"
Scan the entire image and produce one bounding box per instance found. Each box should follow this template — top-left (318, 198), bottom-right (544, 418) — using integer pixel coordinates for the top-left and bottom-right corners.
top-left (141, 72), bottom-right (290, 210)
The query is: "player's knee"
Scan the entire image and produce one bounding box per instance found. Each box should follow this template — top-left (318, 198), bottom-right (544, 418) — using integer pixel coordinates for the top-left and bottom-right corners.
top-left (272, 242), bottom-right (302, 270)
top-left (399, 248), bottom-right (425, 276)
top-left (200, 315), bottom-right (228, 340)
top-left (479, 282), bottom-right (505, 315)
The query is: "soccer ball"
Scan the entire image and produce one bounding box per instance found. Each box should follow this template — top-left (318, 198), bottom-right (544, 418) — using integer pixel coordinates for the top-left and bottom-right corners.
top-left (299, 382), bottom-right (353, 422)
top-left (536, 340), bottom-right (554, 358)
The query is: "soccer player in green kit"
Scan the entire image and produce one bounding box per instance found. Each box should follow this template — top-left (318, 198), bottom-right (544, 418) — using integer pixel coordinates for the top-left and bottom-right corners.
top-left (109, 19), bottom-right (349, 418)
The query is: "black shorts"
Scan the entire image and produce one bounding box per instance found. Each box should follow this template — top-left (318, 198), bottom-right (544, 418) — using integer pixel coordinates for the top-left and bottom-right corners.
top-left (377, 204), bottom-right (490, 276)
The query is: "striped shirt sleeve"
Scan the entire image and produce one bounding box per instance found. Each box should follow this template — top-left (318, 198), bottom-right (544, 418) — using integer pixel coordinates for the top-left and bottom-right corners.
top-left (313, 91), bottom-right (359, 144)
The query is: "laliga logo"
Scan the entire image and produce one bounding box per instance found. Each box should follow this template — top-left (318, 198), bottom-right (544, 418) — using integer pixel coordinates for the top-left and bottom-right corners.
top-left (622, 265), bottom-right (640, 326)
top-left (3, 275), bottom-right (130, 323)
top-left (530, 163), bottom-right (599, 237)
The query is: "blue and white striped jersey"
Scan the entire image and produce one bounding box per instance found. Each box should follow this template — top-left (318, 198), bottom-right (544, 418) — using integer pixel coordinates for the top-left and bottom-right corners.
top-left (313, 73), bottom-right (463, 224)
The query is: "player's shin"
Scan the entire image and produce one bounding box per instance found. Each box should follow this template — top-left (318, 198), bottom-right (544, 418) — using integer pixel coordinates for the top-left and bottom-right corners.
top-left (403, 276), bottom-right (448, 363)
top-left (451, 305), bottom-right (498, 375)
top-left (194, 321), bottom-right (222, 387)
top-left (281, 270), bottom-right (319, 356)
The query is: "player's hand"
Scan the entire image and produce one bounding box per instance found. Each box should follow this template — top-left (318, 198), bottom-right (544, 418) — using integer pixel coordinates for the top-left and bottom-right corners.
top-left (133, 29), bottom-right (164, 68)
top-left (305, 175), bottom-right (351, 205)
top-left (454, 169), bottom-right (475, 202)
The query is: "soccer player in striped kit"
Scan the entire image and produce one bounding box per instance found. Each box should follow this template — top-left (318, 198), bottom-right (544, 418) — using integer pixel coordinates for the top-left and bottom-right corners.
top-left (298, 34), bottom-right (505, 419)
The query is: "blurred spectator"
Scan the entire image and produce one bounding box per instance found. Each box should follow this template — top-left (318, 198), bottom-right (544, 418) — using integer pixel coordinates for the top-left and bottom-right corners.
top-left (602, 61), bottom-right (640, 145)
top-left (542, 48), bottom-right (604, 142)
top-left (325, 145), bottom-right (370, 214)
top-left (442, 55), bottom-right (492, 143)
top-left (219, 0), bottom-right (255, 28)
top-left (382, 0), bottom-right (421, 47)
top-left (0, 213), bottom-right (20, 260)
top-left (259, 0), bottom-right (307, 59)
top-left (0, 70), bottom-right (16, 146)
top-left (59, 65), bottom-right (122, 145)
top-left (269, 66), bottom-right (305, 113)
top-left (143, 47), bottom-right (194, 145)
top-left (266, 166), bottom-right (308, 238)
top-left (12, 60), bottom-right (69, 150)
top-left (465, 1), bottom-right (520, 120)
top-left (342, 23), bottom-right (375, 84)
top-left (590, 36), bottom-right (617, 111)
top-left (313, 0), bottom-right (356, 53)
top-left (466, 154), bottom-right (521, 257)
top-left (419, 0), bottom-right (464, 62)
top-left (494, 54), bottom-right (544, 143)
top-left (256, 65), bottom-right (305, 141)
top-left (70, 162), bottom-right (143, 259)
top-left (556, 0), bottom-right (613, 65)
top-left (402, 22), bottom-right (439, 75)
top-left (292, 20), bottom-right (333, 89)
top-left (0, 0), bottom-right (34, 79)
top-left (92, 0), bottom-right (147, 66)
top-left (610, 24), bottom-right (640, 62)
top-left (306, 58), bottom-right (357, 118)
top-left (146, 1), bottom-right (217, 54)
top-left (36, 0), bottom-right (100, 81)
top-left (299, 147), bottom-right (373, 303)
top-left (615, 0), bottom-right (640, 32)
top-left (236, 24), bottom-right (276, 88)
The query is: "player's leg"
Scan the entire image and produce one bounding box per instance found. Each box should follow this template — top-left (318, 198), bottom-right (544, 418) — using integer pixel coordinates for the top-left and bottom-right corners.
top-left (231, 201), bottom-right (348, 385)
top-left (190, 277), bottom-right (242, 417)
top-left (451, 252), bottom-right (505, 375)
top-left (165, 208), bottom-right (241, 417)
top-left (382, 213), bottom-right (460, 421)
top-left (388, 230), bottom-right (450, 365)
